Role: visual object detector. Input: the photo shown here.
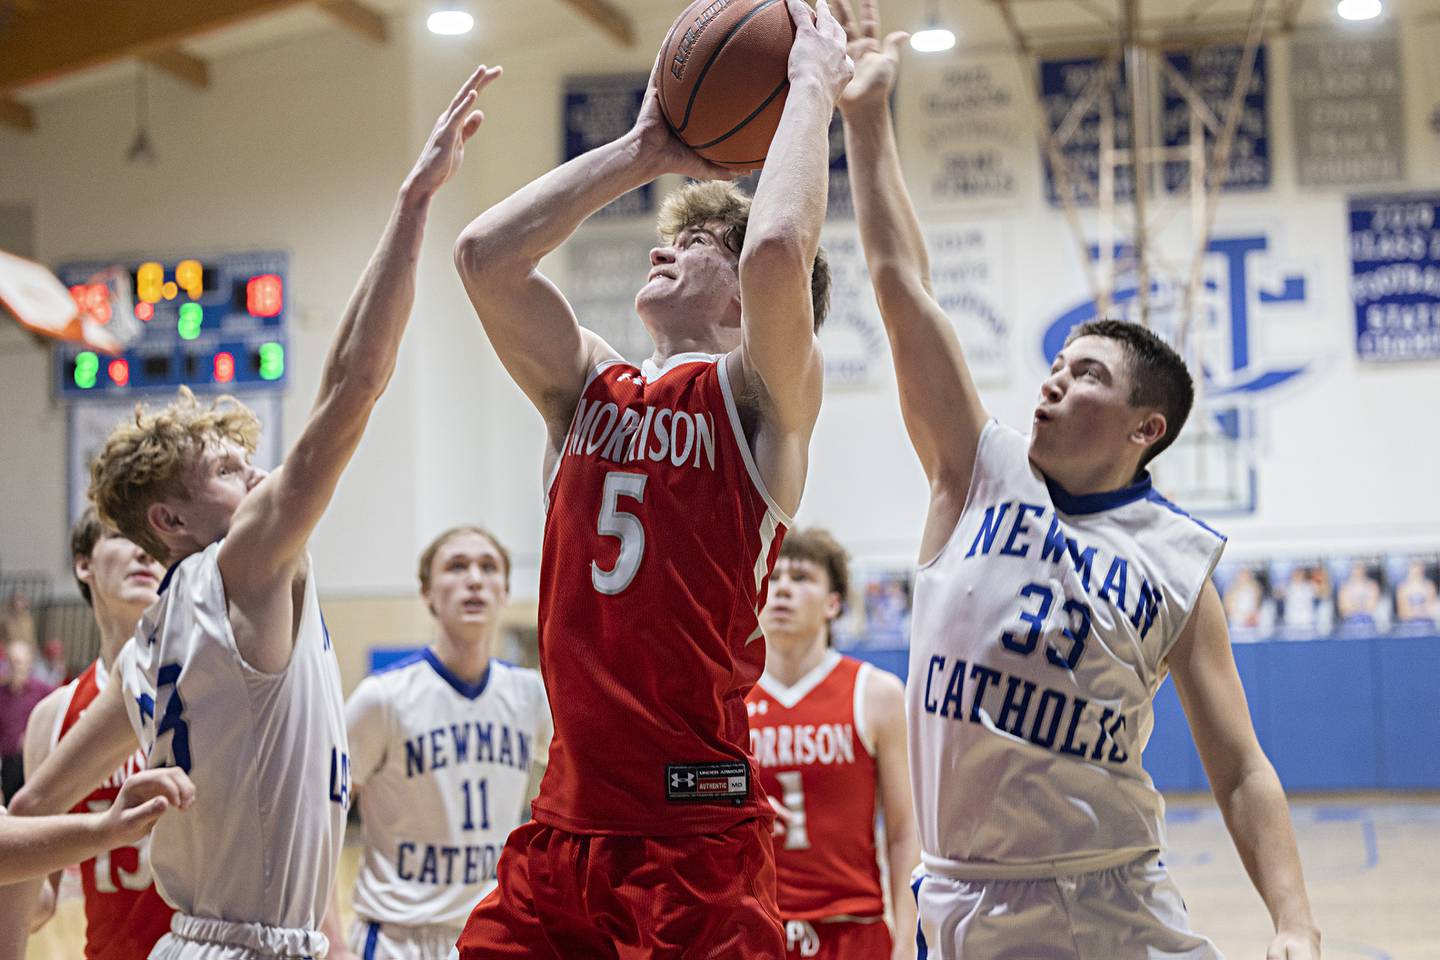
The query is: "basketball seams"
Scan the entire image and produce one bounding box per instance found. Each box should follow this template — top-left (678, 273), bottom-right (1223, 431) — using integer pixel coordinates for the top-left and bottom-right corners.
top-left (689, 78), bottom-right (789, 151)
top-left (675, 0), bottom-right (785, 135)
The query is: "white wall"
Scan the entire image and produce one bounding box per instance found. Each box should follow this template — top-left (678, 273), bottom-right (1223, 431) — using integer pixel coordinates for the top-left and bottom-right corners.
top-left (2, 10), bottom-right (1438, 610)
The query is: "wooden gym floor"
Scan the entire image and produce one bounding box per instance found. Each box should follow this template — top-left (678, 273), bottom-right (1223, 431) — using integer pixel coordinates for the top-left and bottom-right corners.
top-left (25, 794), bottom-right (1440, 959)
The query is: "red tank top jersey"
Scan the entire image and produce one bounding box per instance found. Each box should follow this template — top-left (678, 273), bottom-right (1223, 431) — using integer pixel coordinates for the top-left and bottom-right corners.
top-left (746, 653), bottom-right (885, 920)
top-left (535, 354), bottom-right (789, 835)
top-left (57, 661), bottom-right (175, 960)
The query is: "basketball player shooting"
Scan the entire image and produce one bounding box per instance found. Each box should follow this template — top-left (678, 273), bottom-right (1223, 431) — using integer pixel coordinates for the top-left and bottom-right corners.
top-left (8, 65), bottom-right (501, 960)
top-left (832, 0), bottom-right (1321, 957)
top-left (451, 1), bottom-right (851, 955)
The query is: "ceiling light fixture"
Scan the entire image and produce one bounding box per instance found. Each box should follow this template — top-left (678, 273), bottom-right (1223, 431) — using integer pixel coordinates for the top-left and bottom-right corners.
top-left (910, 0), bottom-right (955, 53)
top-left (1336, 0), bottom-right (1382, 20)
top-left (427, 10), bottom-right (475, 35)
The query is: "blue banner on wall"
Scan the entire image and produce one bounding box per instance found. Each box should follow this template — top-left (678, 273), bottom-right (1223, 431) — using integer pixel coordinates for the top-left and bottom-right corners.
top-left (1162, 44), bottom-right (1269, 192)
top-left (564, 74), bottom-right (652, 218)
top-left (1349, 194), bottom-right (1440, 362)
top-left (1038, 56), bottom-right (1132, 207)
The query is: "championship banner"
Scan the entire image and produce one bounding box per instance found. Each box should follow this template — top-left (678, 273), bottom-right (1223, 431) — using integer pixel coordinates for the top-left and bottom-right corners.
top-left (1349, 194), bottom-right (1440, 362)
top-left (1038, 55), bottom-right (1133, 207)
top-left (1290, 32), bottom-right (1405, 187)
top-left (897, 54), bottom-right (1027, 211)
top-left (1162, 44), bottom-right (1269, 192)
top-left (564, 74), bottom-right (652, 218)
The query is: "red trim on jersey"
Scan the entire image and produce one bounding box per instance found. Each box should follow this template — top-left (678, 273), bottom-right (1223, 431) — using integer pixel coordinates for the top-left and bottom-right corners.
top-left (746, 655), bottom-right (886, 920)
top-left (533, 357), bottom-right (785, 835)
top-left (59, 661), bottom-right (175, 960)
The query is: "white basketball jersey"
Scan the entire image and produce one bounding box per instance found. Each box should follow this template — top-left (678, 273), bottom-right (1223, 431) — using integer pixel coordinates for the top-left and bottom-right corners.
top-left (348, 652), bottom-right (552, 930)
top-left (120, 541), bottom-right (349, 930)
top-left (909, 421), bottom-right (1225, 877)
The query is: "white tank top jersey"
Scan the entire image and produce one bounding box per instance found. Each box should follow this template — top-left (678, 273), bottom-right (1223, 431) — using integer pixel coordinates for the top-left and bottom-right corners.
top-left (909, 420), bottom-right (1226, 879)
top-left (120, 541), bottom-right (349, 931)
top-left (347, 652), bottom-right (552, 930)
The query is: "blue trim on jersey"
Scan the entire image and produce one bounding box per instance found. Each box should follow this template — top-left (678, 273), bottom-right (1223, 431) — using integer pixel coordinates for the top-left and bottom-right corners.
top-left (371, 649), bottom-right (428, 676)
top-left (1145, 489), bottom-right (1228, 541)
top-left (912, 875), bottom-right (928, 960)
top-left (1044, 470), bottom-right (1154, 515)
top-left (422, 649), bottom-right (493, 700)
top-left (362, 922), bottom-right (379, 960)
top-left (157, 558), bottom-right (182, 595)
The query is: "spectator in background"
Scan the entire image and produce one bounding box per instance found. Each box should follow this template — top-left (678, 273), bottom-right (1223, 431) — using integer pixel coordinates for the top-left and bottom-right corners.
top-left (1395, 560), bottom-right (1440, 627)
top-left (1337, 562), bottom-right (1383, 631)
top-left (0, 639), bottom-right (55, 802)
top-left (33, 638), bottom-right (67, 687)
top-left (1223, 567), bottom-right (1264, 629)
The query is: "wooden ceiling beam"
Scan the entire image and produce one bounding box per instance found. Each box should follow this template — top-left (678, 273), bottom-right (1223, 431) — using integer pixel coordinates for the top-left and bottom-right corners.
top-left (0, 97), bottom-right (36, 132)
top-left (0, 0), bottom-right (307, 94)
top-left (316, 0), bottom-right (388, 44)
top-left (558, 0), bottom-right (635, 47)
top-left (144, 49), bottom-right (211, 89)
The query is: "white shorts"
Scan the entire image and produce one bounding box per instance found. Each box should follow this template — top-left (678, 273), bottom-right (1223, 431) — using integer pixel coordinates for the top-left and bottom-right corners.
top-left (912, 854), bottom-right (1223, 960)
top-left (348, 919), bottom-right (462, 960)
top-left (150, 915), bottom-right (330, 960)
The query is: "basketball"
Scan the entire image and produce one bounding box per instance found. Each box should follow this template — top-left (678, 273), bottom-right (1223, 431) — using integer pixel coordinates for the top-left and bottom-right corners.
top-left (658, 0), bottom-right (797, 169)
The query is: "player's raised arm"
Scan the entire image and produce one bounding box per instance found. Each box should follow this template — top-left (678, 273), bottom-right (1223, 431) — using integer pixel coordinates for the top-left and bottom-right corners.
top-left (453, 58), bottom-right (736, 436)
top-left (835, 0), bottom-right (987, 497)
top-left (733, 0), bottom-right (851, 507)
top-left (217, 67), bottom-right (498, 658)
top-left (1167, 583), bottom-right (1321, 960)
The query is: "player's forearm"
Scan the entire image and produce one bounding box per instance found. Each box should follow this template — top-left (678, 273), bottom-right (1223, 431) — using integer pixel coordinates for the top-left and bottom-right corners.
top-left (841, 99), bottom-right (931, 305)
top-left (746, 78), bottom-right (832, 267)
top-left (0, 812), bottom-right (112, 884)
top-left (886, 833), bottom-right (919, 959)
top-left (317, 186), bottom-right (433, 410)
top-left (1214, 760), bottom-right (1317, 936)
top-left (0, 878), bottom-right (38, 960)
top-left (455, 132), bottom-right (663, 280)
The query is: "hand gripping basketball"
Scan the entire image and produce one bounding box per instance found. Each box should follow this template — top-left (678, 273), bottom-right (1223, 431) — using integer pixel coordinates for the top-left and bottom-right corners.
top-left (784, 0), bottom-right (853, 103)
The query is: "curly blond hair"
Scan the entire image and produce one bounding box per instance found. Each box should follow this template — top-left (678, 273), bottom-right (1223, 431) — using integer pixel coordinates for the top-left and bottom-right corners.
top-left (88, 387), bottom-right (261, 564)
top-left (656, 180), bottom-right (831, 331)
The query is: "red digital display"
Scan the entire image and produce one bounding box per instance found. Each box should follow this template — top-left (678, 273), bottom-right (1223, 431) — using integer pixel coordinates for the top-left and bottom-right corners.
top-left (70, 283), bottom-right (112, 325)
top-left (247, 275), bottom-right (283, 318)
top-left (213, 352), bottom-right (235, 383)
top-left (107, 359), bottom-right (130, 386)
top-left (135, 302), bottom-right (154, 322)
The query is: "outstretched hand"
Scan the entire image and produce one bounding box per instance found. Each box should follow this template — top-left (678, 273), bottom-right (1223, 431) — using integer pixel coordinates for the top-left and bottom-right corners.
top-left (103, 766), bottom-right (195, 846)
top-left (831, 0), bottom-right (908, 113)
top-left (405, 64), bottom-right (504, 199)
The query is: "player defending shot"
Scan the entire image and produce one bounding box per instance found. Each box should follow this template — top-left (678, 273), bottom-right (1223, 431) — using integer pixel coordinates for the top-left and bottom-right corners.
top-left (833, 1), bottom-right (1321, 957)
top-left (452, 1), bottom-right (851, 954)
top-left (9, 66), bottom-right (501, 960)
top-left (16, 511), bottom-right (175, 957)
top-left (746, 529), bottom-right (919, 960)
top-left (323, 527), bottom-right (551, 960)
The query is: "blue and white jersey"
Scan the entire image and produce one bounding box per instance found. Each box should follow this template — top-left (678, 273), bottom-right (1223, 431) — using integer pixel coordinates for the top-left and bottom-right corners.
top-left (120, 541), bottom-right (348, 931)
top-left (909, 421), bottom-right (1225, 878)
top-left (347, 652), bottom-right (552, 930)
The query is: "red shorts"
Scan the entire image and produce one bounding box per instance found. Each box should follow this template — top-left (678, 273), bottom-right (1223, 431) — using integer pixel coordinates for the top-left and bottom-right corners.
top-left (783, 918), bottom-right (893, 959)
top-left (458, 818), bottom-right (785, 958)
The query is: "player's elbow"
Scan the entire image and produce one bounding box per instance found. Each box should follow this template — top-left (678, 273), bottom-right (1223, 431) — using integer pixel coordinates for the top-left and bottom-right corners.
top-left (6, 783), bottom-right (43, 817)
top-left (739, 230), bottom-right (811, 287)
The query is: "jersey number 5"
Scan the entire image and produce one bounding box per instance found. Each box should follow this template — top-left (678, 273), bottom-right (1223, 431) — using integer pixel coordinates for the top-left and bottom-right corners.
top-left (592, 472), bottom-right (648, 595)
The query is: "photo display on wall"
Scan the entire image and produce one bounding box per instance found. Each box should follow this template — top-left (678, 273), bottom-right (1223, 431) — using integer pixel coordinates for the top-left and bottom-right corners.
top-left (1348, 193), bottom-right (1440, 362)
top-left (1039, 55), bottom-right (1134, 207)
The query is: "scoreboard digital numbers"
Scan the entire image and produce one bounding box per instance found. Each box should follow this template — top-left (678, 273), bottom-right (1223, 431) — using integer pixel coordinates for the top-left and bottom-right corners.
top-left (54, 251), bottom-right (289, 398)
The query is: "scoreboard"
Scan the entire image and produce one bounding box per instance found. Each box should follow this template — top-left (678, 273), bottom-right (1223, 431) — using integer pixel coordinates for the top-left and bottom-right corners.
top-left (54, 251), bottom-right (289, 398)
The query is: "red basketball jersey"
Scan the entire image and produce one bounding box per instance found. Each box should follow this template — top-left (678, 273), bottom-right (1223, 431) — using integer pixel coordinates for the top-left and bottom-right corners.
top-left (56, 661), bottom-right (175, 960)
top-left (535, 354), bottom-right (788, 835)
top-left (746, 652), bottom-right (885, 920)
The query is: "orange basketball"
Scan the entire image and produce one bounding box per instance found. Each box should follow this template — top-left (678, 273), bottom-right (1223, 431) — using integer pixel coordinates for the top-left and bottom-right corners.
top-left (658, 0), bottom-right (797, 170)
